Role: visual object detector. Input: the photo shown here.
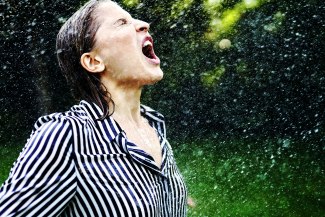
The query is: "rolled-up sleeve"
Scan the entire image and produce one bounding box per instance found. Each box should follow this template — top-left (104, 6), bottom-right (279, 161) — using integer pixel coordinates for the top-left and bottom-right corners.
top-left (0, 117), bottom-right (77, 217)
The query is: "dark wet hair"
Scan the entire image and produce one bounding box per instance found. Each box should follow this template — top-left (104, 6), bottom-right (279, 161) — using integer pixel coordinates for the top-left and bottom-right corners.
top-left (56, 0), bottom-right (113, 119)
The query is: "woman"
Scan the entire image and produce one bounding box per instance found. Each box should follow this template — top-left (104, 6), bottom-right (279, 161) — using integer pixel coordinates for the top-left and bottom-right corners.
top-left (0, 0), bottom-right (188, 216)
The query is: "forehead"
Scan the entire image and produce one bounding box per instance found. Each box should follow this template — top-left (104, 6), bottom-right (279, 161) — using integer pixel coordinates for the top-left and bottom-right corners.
top-left (95, 1), bottom-right (131, 22)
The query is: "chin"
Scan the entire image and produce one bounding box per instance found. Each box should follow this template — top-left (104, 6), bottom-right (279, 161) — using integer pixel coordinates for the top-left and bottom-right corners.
top-left (151, 68), bottom-right (164, 82)
top-left (143, 71), bottom-right (163, 85)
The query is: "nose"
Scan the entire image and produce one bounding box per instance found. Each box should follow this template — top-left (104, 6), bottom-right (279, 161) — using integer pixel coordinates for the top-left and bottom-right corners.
top-left (134, 19), bottom-right (150, 32)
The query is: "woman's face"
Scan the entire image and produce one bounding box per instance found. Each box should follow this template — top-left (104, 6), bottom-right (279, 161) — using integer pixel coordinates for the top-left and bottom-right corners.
top-left (92, 1), bottom-right (163, 87)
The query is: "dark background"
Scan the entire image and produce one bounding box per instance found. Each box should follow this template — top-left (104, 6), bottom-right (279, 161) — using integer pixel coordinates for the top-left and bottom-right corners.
top-left (0, 0), bottom-right (324, 148)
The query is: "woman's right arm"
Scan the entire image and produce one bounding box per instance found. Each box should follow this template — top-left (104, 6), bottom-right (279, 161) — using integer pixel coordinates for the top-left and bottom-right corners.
top-left (0, 117), bottom-right (77, 217)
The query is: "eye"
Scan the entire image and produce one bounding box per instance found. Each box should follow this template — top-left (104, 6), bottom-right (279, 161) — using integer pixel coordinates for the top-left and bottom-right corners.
top-left (115, 18), bottom-right (129, 26)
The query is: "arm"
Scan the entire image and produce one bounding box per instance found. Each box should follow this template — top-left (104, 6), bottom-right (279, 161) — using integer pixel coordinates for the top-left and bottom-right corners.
top-left (0, 117), bottom-right (77, 217)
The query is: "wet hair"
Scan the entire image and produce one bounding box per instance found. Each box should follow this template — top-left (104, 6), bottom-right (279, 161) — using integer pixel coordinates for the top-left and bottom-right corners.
top-left (56, 0), bottom-right (113, 119)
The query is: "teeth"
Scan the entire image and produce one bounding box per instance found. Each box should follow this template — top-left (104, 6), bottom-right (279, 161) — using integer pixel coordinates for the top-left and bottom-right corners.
top-left (143, 40), bottom-right (152, 47)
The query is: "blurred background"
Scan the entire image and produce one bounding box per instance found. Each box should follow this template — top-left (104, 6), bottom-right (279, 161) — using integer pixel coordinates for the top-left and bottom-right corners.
top-left (0, 0), bottom-right (324, 216)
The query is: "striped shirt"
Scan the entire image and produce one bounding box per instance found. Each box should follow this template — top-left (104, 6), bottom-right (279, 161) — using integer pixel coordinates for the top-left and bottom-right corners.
top-left (0, 100), bottom-right (188, 217)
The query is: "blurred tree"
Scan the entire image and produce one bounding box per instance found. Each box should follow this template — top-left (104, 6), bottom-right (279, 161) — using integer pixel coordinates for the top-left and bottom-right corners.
top-left (206, 0), bottom-right (325, 142)
top-left (0, 0), bottom-right (324, 146)
top-left (0, 0), bottom-right (77, 145)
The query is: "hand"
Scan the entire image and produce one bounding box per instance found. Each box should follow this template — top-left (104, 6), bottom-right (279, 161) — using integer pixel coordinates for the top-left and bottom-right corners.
top-left (187, 197), bottom-right (196, 208)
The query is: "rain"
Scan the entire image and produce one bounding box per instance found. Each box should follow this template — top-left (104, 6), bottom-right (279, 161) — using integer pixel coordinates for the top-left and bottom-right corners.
top-left (0, 0), bottom-right (324, 216)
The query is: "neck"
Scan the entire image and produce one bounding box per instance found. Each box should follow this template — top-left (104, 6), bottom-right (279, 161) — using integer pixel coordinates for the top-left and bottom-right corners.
top-left (103, 78), bottom-right (143, 124)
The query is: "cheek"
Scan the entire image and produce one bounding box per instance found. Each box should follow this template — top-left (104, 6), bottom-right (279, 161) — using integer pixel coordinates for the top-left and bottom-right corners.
top-left (105, 36), bottom-right (138, 60)
top-left (95, 30), bottom-right (141, 73)
top-left (112, 29), bottom-right (138, 50)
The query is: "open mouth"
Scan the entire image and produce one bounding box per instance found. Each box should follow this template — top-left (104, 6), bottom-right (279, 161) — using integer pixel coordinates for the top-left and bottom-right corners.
top-left (142, 41), bottom-right (155, 59)
top-left (141, 36), bottom-right (160, 65)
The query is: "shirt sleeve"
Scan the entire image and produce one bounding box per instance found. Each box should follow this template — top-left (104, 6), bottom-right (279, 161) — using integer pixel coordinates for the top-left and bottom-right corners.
top-left (0, 116), bottom-right (77, 217)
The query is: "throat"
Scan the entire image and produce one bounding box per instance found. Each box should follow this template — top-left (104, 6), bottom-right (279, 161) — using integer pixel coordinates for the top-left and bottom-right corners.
top-left (114, 115), bottom-right (162, 168)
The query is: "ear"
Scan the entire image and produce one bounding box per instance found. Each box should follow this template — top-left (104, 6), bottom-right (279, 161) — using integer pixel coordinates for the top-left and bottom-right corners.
top-left (80, 52), bottom-right (105, 73)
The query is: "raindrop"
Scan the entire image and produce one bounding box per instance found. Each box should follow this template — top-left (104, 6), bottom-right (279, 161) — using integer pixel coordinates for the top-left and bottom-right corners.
top-left (170, 23), bottom-right (177, 29)
top-left (136, 3), bottom-right (144, 9)
top-left (282, 139), bottom-right (290, 148)
top-left (58, 17), bottom-right (67, 23)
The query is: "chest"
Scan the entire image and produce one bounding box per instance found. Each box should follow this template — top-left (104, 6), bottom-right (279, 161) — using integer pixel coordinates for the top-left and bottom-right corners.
top-left (71, 139), bottom-right (187, 217)
top-left (114, 117), bottom-right (163, 168)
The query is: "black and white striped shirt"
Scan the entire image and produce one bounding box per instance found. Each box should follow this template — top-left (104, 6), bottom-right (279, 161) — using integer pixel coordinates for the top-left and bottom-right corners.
top-left (0, 101), bottom-right (188, 217)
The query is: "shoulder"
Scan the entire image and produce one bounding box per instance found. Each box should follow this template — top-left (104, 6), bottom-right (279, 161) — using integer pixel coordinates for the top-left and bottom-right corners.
top-left (31, 101), bottom-right (95, 135)
top-left (27, 113), bottom-right (74, 151)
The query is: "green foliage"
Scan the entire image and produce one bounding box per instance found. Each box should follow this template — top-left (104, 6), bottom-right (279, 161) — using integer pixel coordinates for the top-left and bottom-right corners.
top-left (205, 0), bottom-right (268, 40)
top-left (174, 139), bottom-right (324, 216)
top-left (0, 144), bottom-right (22, 184)
top-left (201, 66), bottom-right (226, 87)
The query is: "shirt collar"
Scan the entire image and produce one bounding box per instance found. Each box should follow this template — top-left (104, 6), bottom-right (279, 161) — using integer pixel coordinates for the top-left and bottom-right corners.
top-left (78, 100), bottom-right (121, 142)
top-left (140, 104), bottom-right (165, 123)
top-left (79, 100), bottom-right (106, 120)
top-left (78, 100), bottom-right (164, 141)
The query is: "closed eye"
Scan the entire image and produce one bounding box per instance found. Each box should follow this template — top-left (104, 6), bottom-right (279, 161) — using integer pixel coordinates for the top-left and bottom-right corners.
top-left (115, 18), bottom-right (129, 26)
